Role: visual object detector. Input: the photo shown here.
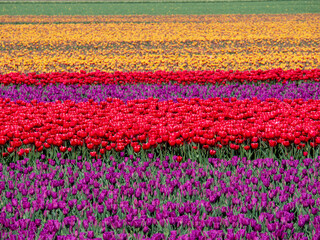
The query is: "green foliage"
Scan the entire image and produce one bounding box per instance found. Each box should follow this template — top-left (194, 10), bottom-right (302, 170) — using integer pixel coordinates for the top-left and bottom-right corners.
top-left (0, 0), bottom-right (319, 16)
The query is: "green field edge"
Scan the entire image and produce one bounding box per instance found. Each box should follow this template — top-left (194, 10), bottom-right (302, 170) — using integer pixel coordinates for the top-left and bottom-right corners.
top-left (0, 0), bottom-right (319, 15)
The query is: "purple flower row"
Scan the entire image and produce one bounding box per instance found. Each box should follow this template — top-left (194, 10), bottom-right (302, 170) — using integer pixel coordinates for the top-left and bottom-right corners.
top-left (1, 82), bottom-right (320, 103)
top-left (1, 153), bottom-right (320, 239)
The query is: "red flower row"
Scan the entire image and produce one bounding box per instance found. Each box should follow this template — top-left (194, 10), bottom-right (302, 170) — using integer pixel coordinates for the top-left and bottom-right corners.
top-left (1, 68), bottom-right (320, 85)
top-left (1, 97), bottom-right (320, 153)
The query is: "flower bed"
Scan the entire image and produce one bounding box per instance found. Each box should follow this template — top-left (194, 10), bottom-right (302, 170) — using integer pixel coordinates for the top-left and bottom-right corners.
top-left (1, 152), bottom-right (320, 239)
top-left (3, 82), bottom-right (320, 103)
top-left (1, 97), bottom-right (320, 160)
top-left (1, 69), bottom-right (319, 85)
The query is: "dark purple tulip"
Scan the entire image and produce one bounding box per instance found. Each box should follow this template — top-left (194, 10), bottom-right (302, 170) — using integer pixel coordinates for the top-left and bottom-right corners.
top-left (51, 192), bottom-right (58, 199)
top-left (68, 200), bottom-right (75, 208)
top-left (28, 188), bottom-right (35, 196)
top-left (58, 201), bottom-right (66, 209)
top-left (5, 192), bottom-right (12, 199)
top-left (8, 180), bottom-right (14, 190)
top-left (87, 231), bottom-right (94, 239)
top-left (147, 204), bottom-right (155, 213)
top-left (135, 188), bottom-right (142, 198)
top-left (254, 224), bottom-right (262, 232)
top-left (63, 208), bottom-right (69, 215)
top-left (72, 188), bottom-right (77, 195)
top-left (5, 204), bottom-right (13, 213)
top-left (21, 199), bottom-right (30, 209)
top-left (97, 205), bottom-right (104, 214)
top-left (82, 219), bottom-right (89, 230)
top-left (178, 206), bottom-right (184, 215)
top-left (312, 208), bottom-right (319, 215)
top-left (77, 205), bottom-right (83, 211)
top-left (52, 201), bottom-right (58, 210)
top-left (103, 232), bottom-right (113, 240)
top-left (133, 219), bottom-right (142, 228)
top-left (21, 188), bottom-right (28, 196)
top-left (146, 218), bottom-right (153, 227)
top-left (267, 223), bottom-right (276, 232)
top-left (87, 194), bottom-right (93, 200)
top-left (35, 219), bottom-right (41, 227)
top-left (142, 226), bottom-right (149, 233)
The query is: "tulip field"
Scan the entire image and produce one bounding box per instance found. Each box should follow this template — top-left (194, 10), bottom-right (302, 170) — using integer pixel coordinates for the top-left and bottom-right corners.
top-left (1, 9), bottom-right (320, 240)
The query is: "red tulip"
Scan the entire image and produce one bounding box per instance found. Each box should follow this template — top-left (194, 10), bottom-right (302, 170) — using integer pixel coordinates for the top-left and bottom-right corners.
top-left (106, 146), bottom-right (112, 151)
top-left (87, 143), bottom-right (94, 149)
top-left (24, 148), bottom-right (31, 154)
top-left (251, 143), bottom-right (258, 149)
top-left (142, 143), bottom-right (150, 150)
top-left (133, 145), bottom-right (141, 153)
top-left (0, 138), bottom-right (6, 145)
top-left (7, 147), bottom-right (14, 153)
top-left (269, 140), bottom-right (277, 147)
top-left (17, 149), bottom-right (25, 156)
top-left (60, 146), bottom-right (67, 152)
top-left (44, 143), bottom-right (50, 149)
top-left (209, 150), bottom-right (216, 156)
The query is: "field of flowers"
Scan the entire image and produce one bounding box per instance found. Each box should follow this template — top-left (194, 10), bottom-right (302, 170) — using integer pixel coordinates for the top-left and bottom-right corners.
top-left (0, 13), bottom-right (320, 239)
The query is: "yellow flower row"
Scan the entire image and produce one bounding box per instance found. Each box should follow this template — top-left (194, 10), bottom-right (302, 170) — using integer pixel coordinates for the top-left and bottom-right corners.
top-left (3, 20), bottom-right (319, 45)
top-left (1, 14), bottom-right (319, 73)
top-left (1, 48), bottom-right (317, 73)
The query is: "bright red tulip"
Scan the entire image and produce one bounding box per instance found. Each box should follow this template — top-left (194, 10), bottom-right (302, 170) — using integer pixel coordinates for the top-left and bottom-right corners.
top-left (209, 150), bottom-right (216, 156)
top-left (90, 151), bottom-right (97, 157)
top-left (133, 145), bottom-right (141, 153)
top-left (60, 146), bottom-right (67, 152)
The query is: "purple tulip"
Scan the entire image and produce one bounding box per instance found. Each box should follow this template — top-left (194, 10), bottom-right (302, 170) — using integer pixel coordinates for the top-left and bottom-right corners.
top-left (87, 231), bottom-right (94, 239)
top-left (97, 205), bottom-right (104, 214)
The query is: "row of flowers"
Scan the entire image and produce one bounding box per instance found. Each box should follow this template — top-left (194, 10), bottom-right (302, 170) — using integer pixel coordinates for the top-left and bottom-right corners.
top-left (1, 152), bottom-right (319, 239)
top-left (1, 14), bottom-right (318, 73)
top-left (1, 69), bottom-right (320, 86)
top-left (3, 47), bottom-right (317, 73)
top-left (0, 97), bottom-right (320, 155)
top-left (4, 15), bottom-right (318, 46)
top-left (3, 82), bottom-right (320, 103)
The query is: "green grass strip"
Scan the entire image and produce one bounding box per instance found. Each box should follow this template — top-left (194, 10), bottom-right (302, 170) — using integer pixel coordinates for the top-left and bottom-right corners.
top-left (0, 0), bottom-right (319, 15)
